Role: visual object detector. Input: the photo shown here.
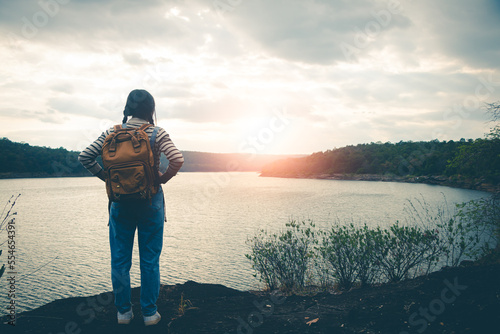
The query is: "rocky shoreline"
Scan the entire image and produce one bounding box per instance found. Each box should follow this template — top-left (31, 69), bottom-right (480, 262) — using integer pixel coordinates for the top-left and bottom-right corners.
top-left (1, 258), bottom-right (499, 334)
top-left (260, 172), bottom-right (500, 194)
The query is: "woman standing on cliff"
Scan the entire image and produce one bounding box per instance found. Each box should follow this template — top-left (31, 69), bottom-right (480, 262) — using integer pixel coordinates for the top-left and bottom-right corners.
top-left (78, 89), bottom-right (184, 326)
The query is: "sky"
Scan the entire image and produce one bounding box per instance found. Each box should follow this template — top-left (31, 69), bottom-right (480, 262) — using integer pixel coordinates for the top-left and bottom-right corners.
top-left (1, 0), bottom-right (500, 155)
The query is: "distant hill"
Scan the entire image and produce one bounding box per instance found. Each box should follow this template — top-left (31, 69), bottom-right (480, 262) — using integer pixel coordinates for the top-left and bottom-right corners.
top-left (260, 139), bottom-right (500, 192)
top-left (0, 137), bottom-right (89, 178)
top-left (0, 138), bottom-right (293, 178)
top-left (261, 140), bottom-right (462, 177)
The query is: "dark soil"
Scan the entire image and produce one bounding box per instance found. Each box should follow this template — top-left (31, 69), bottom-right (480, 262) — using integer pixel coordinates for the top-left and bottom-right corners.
top-left (1, 262), bottom-right (499, 334)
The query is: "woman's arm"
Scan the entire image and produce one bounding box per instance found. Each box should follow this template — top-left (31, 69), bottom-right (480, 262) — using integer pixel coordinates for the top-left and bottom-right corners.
top-left (78, 132), bottom-right (108, 182)
top-left (156, 129), bottom-right (184, 184)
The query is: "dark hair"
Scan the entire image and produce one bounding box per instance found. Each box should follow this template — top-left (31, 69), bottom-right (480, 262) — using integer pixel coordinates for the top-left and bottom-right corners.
top-left (122, 89), bottom-right (156, 125)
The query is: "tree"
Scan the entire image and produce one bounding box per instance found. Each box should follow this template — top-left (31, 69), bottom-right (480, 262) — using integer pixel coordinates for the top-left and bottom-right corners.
top-left (446, 102), bottom-right (500, 182)
top-left (485, 102), bottom-right (500, 139)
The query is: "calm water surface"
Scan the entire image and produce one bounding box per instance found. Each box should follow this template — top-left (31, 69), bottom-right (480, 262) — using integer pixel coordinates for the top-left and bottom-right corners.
top-left (0, 173), bottom-right (490, 314)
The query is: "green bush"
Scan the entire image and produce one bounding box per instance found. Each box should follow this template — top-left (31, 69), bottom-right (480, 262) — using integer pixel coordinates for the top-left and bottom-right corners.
top-left (452, 196), bottom-right (499, 259)
top-left (246, 220), bottom-right (316, 291)
top-left (405, 196), bottom-right (498, 267)
top-left (318, 223), bottom-right (378, 290)
top-left (370, 222), bottom-right (441, 282)
top-left (318, 221), bottom-right (440, 288)
top-left (318, 223), bottom-right (358, 290)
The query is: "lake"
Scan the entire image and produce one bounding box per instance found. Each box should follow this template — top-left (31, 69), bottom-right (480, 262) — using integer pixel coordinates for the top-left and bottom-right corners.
top-left (0, 172), bottom-right (491, 315)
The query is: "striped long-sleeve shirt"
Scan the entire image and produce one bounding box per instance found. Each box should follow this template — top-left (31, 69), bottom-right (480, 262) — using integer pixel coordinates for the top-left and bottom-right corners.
top-left (78, 117), bottom-right (184, 179)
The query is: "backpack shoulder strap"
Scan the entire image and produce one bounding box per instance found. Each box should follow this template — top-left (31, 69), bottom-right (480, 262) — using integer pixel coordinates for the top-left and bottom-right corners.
top-left (139, 123), bottom-right (153, 131)
top-left (150, 126), bottom-right (159, 149)
top-left (135, 123), bottom-right (157, 148)
top-left (150, 126), bottom-right (160, 187)
top-left (113, 124), bottom-right (123, 131)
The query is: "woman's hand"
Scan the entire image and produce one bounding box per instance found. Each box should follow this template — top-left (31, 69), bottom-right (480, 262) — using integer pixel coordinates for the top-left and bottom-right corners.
top-left (96, 169), bottom-right (107, 182)
top-left (158, 171), bottom-right (174, 184)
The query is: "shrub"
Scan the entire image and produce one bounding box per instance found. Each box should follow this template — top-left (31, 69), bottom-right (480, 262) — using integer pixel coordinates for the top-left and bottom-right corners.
top-left (319, 221), bottom-right (440, 287)
top-left (405, 195), bottom-right (498, 267)
top-left (355, 225), bottom-right (380, 286)
top-left (453, 196), bottom-right (499, 259)
top-left (318, 223), bottom-right (378, 290)
top-left (370, 222), bottom-right (441, 282)
top-left (318, 223), bottom-right (358, 290)
top-left (246, 220), bottom-right (316, 291)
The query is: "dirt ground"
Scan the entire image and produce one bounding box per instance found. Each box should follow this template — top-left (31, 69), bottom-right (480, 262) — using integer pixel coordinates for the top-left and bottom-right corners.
top-left (1, 261), bottom-right (499, 334)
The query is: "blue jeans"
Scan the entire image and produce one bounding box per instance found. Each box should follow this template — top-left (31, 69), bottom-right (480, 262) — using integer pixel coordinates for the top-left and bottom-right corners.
top-left (109, 187), bottom-right (164, 316)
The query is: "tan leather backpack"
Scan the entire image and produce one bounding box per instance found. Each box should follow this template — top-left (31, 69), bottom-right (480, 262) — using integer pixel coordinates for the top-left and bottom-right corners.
top-left (101, 123), bottom-right (159, 202)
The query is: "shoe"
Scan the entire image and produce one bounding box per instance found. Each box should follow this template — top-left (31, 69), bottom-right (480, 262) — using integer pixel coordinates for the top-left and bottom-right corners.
top-left (144, 311), bottom-right (161, 326)
top-left (117, 309), bottom-right (134, 324)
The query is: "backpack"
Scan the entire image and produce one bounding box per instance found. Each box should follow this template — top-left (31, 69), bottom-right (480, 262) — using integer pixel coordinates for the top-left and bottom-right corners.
top-left (101, 123), bottom-right (159, 202)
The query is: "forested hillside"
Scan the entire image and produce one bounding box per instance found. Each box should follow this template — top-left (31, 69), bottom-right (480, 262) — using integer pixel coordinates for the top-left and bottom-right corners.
top-left (260, 138), bottom-right (500, 191)
top-left (0, 138), bottom-right (88, 177)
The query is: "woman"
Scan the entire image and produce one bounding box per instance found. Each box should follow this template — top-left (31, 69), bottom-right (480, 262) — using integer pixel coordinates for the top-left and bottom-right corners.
top-left (78, 89), bottom-right (184, 326)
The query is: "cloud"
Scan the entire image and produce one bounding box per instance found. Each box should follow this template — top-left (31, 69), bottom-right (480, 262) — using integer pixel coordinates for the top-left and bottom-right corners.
top-left (47, 96), bottom-right (113, 119)
top-left (409, 0), bottom-right (500, 69)
top-left (0, 0), bottom-right (499, 153)
top-left (50, 82), bottom-right (75, 94)
top-left (209, 0), bottom-right (413, 65)
top-left (169, 95), bottom-right (257, 123)
top-left (122, 52), bottom-right (152, 66)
